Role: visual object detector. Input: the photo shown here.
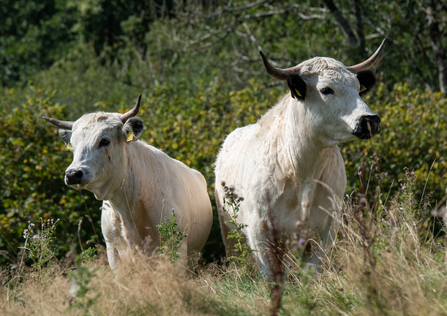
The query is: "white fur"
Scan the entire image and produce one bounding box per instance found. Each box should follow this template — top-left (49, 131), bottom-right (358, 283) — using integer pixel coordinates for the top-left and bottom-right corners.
top-left (215, 57), bottom-right (378, 276)
top-left (66, 112), bottom-right (213, 269)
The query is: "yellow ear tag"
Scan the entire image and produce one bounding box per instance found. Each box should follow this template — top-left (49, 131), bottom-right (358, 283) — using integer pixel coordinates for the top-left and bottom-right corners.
top-left (126, 131), bottom-right (134, 142)
top-left (360, 85), bottom-right (367, 93)
top-left (295, 89), bottom-right (303, 97)
top-left (67, 144), bottom-right (73, 150)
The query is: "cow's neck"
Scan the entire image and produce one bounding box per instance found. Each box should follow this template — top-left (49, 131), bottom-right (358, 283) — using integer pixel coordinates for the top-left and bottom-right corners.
top-left (269, 97), bottom-right (335, 223)
top-left (280, 97), bottom-right (333, 182)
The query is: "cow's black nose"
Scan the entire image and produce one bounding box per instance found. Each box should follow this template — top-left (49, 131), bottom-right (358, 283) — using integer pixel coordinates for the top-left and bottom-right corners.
top-left (352, 115), bottom-right (381, 139)
top-left (65, 169), bottom-right (83, 185)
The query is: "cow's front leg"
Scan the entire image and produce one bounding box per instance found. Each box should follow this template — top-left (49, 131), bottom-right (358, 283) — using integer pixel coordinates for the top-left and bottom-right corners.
top-left (246, 220), bottom-right (272, 278)
top-left (101, 201), bottom-right (125, 269)
top-left (105, 242), bottom-right (120, 270)
top-left (298, 184), bottom-right (315, 237)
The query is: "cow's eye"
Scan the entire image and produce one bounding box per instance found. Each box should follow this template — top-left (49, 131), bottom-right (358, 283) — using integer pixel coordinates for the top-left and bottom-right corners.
top-left (320, 87), bottom-right (334, 95)
top-left (99, 138), bottom-right (110, 148)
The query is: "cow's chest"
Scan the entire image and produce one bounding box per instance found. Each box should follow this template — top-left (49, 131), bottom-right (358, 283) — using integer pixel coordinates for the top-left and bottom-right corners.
top-left (268, 179), bottom-right (317, 234)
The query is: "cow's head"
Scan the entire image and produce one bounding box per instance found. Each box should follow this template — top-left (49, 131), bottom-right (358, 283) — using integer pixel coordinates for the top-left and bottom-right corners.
top-left (260, 39), bottom-right (386, 145)
top-left (43, 95), bottom-right (144, 199)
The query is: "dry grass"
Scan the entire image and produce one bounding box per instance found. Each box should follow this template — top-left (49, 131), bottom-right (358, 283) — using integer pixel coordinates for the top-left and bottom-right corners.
top-left (2, 173), bottom-right (447, 315)
top-left (1, 253), bottom-right (251, 315)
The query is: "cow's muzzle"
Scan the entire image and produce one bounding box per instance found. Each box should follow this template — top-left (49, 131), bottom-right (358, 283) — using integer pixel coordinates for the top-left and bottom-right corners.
top-left (65, 169), bottom-right (84, 185)
top-left (352, 115), bottom-right (381, 139)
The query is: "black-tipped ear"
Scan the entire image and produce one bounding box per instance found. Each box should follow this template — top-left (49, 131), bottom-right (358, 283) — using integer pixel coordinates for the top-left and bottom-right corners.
top-left (287, 75), bottom-right (306, 100)
top-left (357, 70), bottom-right (376, 95)
top-left (59, 129), bottom-right (72, 145)
top-left (123, 117), bottom-right (144, 142)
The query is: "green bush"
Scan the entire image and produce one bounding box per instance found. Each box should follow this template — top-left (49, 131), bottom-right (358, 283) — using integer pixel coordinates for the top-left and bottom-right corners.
top-left (340, 83), bottom-right (447, 200)
top-left (0, 86), bottom-right (101, 261)
top-left (1, 78), bottom-right (446, 265)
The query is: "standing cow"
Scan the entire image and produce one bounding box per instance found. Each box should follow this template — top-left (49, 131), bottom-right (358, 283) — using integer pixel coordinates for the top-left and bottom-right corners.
top-left (215, 40), bottom-right (386, 276)
top-left (44, 95), bottom-right (213, 269)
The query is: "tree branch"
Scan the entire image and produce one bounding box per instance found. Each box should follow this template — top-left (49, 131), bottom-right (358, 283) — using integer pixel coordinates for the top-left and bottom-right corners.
top-left (322, 0), bottom-right (358, 47)
top-left (353, 0), bottom-right (366, 58)
top-left (364, 18), bottom-right (433, 91)
top-left (427, 1), bottom-right (447, 93)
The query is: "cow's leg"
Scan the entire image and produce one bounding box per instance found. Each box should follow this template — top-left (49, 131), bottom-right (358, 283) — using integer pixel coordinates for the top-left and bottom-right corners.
top-left (101, 201), bottom-right (123, 269)
top-left (105, 242), bottom-right (120, 270)
top-left (246, 221), bottom-right (272, 278)
top-left (306, 148), bottom-right (345, 269)
top-left (307, 184), bottom-right (341, 269)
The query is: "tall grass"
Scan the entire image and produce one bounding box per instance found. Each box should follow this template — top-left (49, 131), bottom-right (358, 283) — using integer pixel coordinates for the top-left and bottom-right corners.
top-left (1, 167), bottom-right (447, 315)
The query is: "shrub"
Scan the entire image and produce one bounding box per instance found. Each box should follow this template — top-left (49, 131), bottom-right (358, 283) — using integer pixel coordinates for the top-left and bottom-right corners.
top-left (2, 77), bottom-right (447, 265)
top-left (0, 86), bottom-right (101, 262)
top-left (340, 83), bottom-right (447, 200)
top-left (157, 209), bottom-right (188, 263)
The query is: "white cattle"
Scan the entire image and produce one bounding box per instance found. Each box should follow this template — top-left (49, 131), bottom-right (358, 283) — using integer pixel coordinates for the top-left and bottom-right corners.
top-left (44, 95), bottom-right (213, 269)
top-left (215, 40), bottom-right (386, 276)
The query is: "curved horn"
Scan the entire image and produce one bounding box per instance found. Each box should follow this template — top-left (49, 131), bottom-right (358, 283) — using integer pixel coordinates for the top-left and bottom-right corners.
top-left (259, 51), bottom-right (301, 81)
top-left (121, 94), bottom-right (142, 123)
top-left (42, 116), bottom-right (74, 130)
top-left (347, 38), bottom-right (387, 73)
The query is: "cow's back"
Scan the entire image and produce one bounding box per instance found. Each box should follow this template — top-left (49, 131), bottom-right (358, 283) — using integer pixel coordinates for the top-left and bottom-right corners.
top-left (215, 123), bottom-right (260, 192)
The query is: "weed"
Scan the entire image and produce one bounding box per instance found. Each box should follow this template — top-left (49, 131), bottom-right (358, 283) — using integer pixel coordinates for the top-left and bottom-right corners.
top-left (221, 181), bottom-right (253, 265)
top-left (79, 247), bottom-right (97, 264)
top-left (263, 195), bottom-right (285, 316)
top-left (22, 218), bottom-right (60, 283)
top-left (157, 209), bottom-right (187, 263)
top-left (68, 257), bottom-right (99, 314)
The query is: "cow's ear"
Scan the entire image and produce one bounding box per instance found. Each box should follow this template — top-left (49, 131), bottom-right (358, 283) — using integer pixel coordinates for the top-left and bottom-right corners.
top-left (287, 75), bottom-right (306, 100)
top-left (59, 129), bottom-right (72, 145)
top-left (357, 70), bottom-right (376, 95)
top-left (123, 117), bottom-right (144, 142)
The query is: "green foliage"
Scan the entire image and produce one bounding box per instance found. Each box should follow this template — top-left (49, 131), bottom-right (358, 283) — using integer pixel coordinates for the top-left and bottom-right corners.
top-left (2, 0), bottom-right (447, 267)
top-left (68, 259), bottom-right (100, 314)
top-left (79, 247), bottom-right (97, 264)
top-left (0, 86), bottom-right (101, 258)
top-left (221, 183), bottom-right (253, 265)
top-left (340, 83), bottom-right (447, 200)
top-left (2, 2), bottom-right (447, 314)
top-left (156, 210), bottom-right (187, 263)
top-left (0, 0), bottom-right (75, 85)
top-left (23, 218), bottom-right (60, 282)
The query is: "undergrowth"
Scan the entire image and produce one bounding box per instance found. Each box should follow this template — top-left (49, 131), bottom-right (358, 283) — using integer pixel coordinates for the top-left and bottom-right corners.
top-left (221, 181), bottom-right (253, 265)
top-left (1, 164), bottom-right (447, 315)
top-left (156, 209), bottom-right (188, 264)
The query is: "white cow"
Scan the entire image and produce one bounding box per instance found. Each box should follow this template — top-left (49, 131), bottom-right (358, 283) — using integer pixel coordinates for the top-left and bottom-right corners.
top-left (215, 40), bottom-right (386, 275)
top-left (44, 95), bottom-right (213, 269)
